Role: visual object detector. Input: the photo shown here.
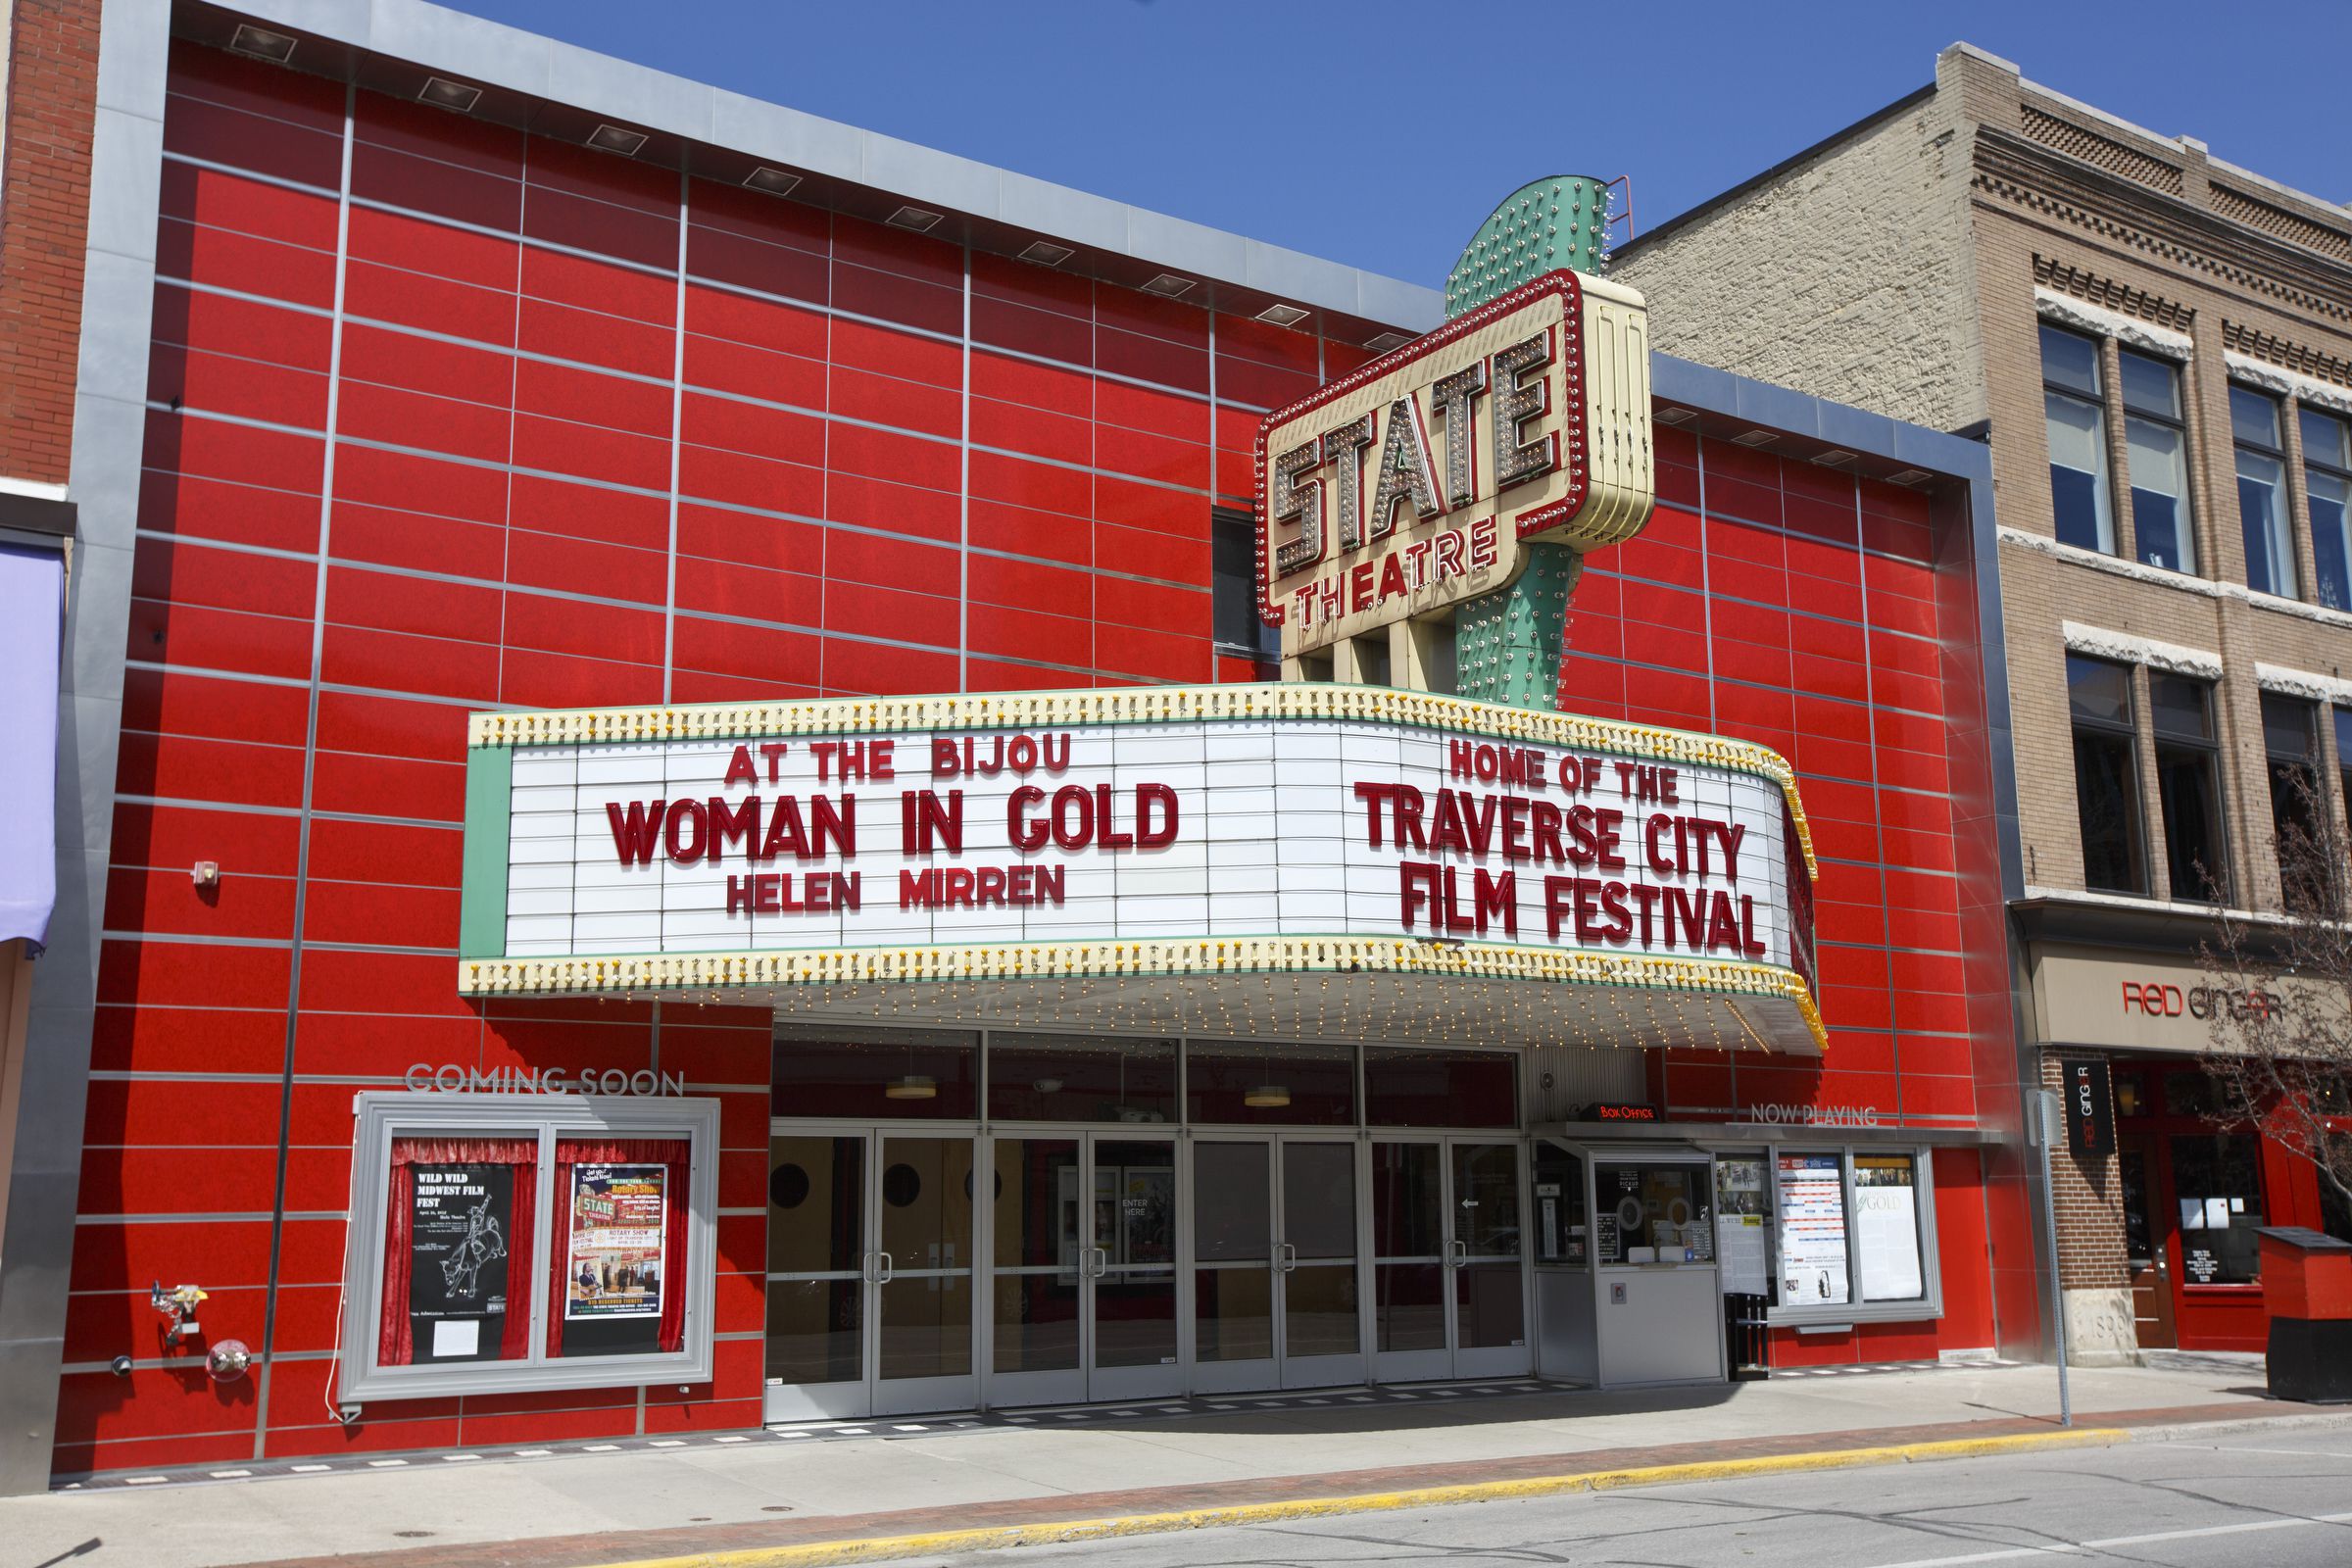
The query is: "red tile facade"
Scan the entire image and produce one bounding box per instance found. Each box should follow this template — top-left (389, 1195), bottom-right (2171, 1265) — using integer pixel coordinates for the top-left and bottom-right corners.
top-left (59, 39), bottom-right (2018, 1472)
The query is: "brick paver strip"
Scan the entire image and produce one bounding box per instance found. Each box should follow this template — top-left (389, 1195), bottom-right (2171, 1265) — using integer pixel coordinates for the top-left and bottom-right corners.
top-left (223, 1400), bottom-right (2320, 1568)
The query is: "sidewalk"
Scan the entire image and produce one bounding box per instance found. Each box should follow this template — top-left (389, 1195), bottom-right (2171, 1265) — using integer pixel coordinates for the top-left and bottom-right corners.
top-left (7, 1359), bottom-right (2332, 1568)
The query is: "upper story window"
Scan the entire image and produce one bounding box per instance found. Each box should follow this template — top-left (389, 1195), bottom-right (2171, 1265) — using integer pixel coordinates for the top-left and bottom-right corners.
top-left (2150, 672), bottom-right (2228, 903)
top-left (2261, 691), bottom-right (2324, 909)
top-left (2301, 408), bottom-right (2352, 611)
top-left (2233, 386), bottom-right (2294, 598)
top-left (2120, 350), bottom-right (2195, 572)
top-left (1210, 506), bottom-right (1277, 671)
top-left (2042, 325), bottom-right (2116, 555)
top-left (2067, 654), bottom-right (2144, 894)
top-left (2337, 705), bottom-right (2352, 846)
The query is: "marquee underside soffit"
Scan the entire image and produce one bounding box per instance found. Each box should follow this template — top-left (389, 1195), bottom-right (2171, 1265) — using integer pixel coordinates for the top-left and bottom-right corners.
top-left (471, 964), bottom-right (1824, 1056)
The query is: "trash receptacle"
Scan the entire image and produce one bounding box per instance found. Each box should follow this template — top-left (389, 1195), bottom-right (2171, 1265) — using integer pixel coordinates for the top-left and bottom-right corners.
top-left (2258, 1226), bottom-right (2352, 1403)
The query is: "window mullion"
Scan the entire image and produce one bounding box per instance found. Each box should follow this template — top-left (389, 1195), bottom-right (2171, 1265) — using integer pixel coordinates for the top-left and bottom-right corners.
top-left (2100, 336), bottom-right (2137, 564)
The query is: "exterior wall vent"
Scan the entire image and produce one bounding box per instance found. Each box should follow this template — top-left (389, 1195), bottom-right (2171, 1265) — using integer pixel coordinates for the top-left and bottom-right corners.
top-left (587, 123), bottom-right (650, 156)
top-left (418, 76), bottom-right (483, 113)
top-left (1812, 449), bottom-right (1856, 468)
top-left (887, 206), bottom-right (944, 232)
top-left (1255, 304), bottom-right (1310, 327)
top-left (744, 167), bottom-right (802, 197)
top-left (228, 24), bottom-right (297, 63)
top-left (1141, 273), bottom-right (1197, 298)
top-left (1730, 428), bottom-right (1778, 448)
top-left (1364, 331), bottom-right (1412, 353)
top-left (1887, 468), bottom-right (1933, 487)
top-left (1018, 240), bottom-right (1074, 268)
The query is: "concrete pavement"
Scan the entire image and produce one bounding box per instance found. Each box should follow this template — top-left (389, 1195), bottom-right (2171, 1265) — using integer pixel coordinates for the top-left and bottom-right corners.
top-left (1, 1358), bottom-right (2329, 1568)
top-left (906, 1426), bottom-right (2352, 1568)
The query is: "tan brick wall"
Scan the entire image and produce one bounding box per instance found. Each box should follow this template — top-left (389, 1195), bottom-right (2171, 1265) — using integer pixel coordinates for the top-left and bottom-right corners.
top-left (0, 0), bottom-right (101, 485)
top-left (1612, 66), bottom-right (1984, 432)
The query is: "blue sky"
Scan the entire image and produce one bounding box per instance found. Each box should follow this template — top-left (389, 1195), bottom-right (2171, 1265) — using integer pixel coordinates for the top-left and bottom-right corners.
top-left (454, 0), bottom-right (2349, 289)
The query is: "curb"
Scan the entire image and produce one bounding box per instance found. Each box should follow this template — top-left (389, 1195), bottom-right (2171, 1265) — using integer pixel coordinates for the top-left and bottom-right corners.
top-left (592, 1426), bottom-right (2132, 1568)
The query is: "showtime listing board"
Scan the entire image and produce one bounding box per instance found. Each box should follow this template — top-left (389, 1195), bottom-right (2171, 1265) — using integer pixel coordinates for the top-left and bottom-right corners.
top-left (488, 702), bottom-right (1804, 979)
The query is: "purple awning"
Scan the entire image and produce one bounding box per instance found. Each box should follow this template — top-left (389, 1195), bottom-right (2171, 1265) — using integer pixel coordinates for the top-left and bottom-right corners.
top-left (0, 542), bottom-right (63, 949)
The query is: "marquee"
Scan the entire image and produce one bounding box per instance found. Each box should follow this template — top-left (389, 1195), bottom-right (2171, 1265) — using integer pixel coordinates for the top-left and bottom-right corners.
top-left (458, 685), bottom-right (1824, 1054)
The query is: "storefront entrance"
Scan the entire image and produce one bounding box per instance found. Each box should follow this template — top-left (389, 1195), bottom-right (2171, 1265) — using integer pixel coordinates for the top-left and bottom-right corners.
top-left (763, 1132), bottom-right (983, 1419)
top-left (1369, 1140), bottom-right (1531, 1382)
top-left (988, 1133), bottom-right (1182, 1406)
top-left (761, 1032), bottom-right (1541, 1421)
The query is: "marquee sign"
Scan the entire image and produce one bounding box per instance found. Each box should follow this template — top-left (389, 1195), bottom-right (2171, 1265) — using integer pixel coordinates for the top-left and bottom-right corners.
top-left (1256, 270), bottom-right (1653, 661)
top-left (457, 686), bottom-right (1823, 1053)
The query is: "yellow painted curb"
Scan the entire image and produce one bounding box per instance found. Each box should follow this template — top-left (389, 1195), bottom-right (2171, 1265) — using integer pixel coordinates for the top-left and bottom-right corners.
top-left (589, 1427), bottom-right (2130, 1568)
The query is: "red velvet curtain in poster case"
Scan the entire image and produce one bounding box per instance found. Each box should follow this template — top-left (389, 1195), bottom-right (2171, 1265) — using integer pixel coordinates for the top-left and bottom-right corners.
top-left (378, 1138), bottom-right (539, 1366)
top-left (546, 1139), bottom-right (691, 1356)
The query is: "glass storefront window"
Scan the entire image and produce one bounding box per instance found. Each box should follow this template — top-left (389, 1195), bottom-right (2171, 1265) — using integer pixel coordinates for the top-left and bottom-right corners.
top-left (770, 1023), bottom-right (978, 1119)
top-left (1185, 1041), bottom-right (1354, 1124)
top-left (986, 1033), bottom-right (1177, 1123)
top-left (1531, 1144), bottom-right (1588, 1268)
top-left (1594, 1160), bottom-right (1713, 1264)
top-left (1362, 1047), bottom-right (1517, 1127)
top-left (2170, 1133), bottom-right (2264, 1284)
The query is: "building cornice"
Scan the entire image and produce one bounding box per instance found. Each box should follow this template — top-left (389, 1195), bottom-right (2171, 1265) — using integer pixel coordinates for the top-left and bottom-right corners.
top-left (1972, 126), bottom-right (2352, 331)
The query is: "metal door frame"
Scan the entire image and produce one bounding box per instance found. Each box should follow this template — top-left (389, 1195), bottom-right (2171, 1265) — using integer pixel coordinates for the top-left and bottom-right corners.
top-left (1368, 1134), bottom-right (1534, 1381)
top-left (762, 1125), bottom-right (982, 1422)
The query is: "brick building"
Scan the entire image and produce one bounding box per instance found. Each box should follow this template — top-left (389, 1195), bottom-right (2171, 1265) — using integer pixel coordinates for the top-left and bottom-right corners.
top-left (1615, 42), bottom-right (2352, 1357)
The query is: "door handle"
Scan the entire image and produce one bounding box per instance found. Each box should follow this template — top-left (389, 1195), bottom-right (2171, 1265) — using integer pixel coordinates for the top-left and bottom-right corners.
top-left (1082, 1247), bottom-right (1106, 1280)
top-left (1277, 1242), bottom-right (1297, 1273)
top-left (875, 1251), bottom-right (894, 1285)
top-left (860, 1250), bottom-right (877, 1285)
top-left (1448, 1239), bottom-right (1468, 1269)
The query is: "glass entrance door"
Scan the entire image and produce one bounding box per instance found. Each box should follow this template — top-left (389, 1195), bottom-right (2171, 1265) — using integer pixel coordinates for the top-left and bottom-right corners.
top-left (764, 1130), bottom-right (979, 1420)
top-left (1370, 1138), bottom-right (1530, 1381)
top-left (987, 1133), bottom-right (1180, 1406)
top-left (1191, 1137), bottom-right (1364, 1393)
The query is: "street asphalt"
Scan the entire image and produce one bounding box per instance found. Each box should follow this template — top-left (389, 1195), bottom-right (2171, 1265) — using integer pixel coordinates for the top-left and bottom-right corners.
top-left (923, 1427), bottom-right (2352, 1568)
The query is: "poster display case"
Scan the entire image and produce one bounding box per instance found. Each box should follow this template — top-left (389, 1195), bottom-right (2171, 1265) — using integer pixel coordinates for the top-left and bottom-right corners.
top-left (339, 1093), bottom-right (719, 1402)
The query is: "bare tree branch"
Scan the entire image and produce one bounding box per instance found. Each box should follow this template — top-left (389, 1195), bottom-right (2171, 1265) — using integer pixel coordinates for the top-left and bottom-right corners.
top-left (2197, 765), bottom-right (2352, 1216)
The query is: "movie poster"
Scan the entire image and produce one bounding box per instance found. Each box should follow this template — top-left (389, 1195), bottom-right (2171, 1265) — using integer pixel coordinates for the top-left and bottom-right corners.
top-left (564, 1162), bottom-right (667, 1321)
top-left (408, 1163), bottom-right (513, 1361)
top-left (1774, 1153), bottom-right (1850, 1306)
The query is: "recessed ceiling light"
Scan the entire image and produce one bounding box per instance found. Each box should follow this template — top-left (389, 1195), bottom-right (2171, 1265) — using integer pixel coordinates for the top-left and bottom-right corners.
top-left (1364, 331), bottom-right (1412, 353)
top-left (1141, 272), bottom-right (1196, 298)
top-left (1653, 407), bottom-right (1697, 426)
top-left (1730, 428), bottom-right (1777, 448)
top-left (887, 205), bottom-right (943, 232)
top-left (1888, 467), bottom-right (1933, 487)
top-left (586, 123), bottom-right (649, 157)
top-left (1018, 239), bottom-right (1074, 267)
top-left (418, 76), bottom-right (482, 113)
top-left (1255, 303), bottom-right (1309, 327)
top-left (228, 24), bottom-right (296, 63)
top-left (744, 166), bottom-right (802, 197)
top-left (1812, 449), bottom-right (1856, 468)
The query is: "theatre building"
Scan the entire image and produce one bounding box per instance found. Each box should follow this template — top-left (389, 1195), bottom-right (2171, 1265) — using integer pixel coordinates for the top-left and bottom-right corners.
top-left (1, 0), bottom-right (2034, 1490)
top-left (1613, 42), bottom-right (2352, 1358)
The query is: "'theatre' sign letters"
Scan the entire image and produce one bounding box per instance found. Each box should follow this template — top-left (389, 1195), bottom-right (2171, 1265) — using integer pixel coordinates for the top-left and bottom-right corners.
top-left (1255, 270), bottom-right (1653, 659)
